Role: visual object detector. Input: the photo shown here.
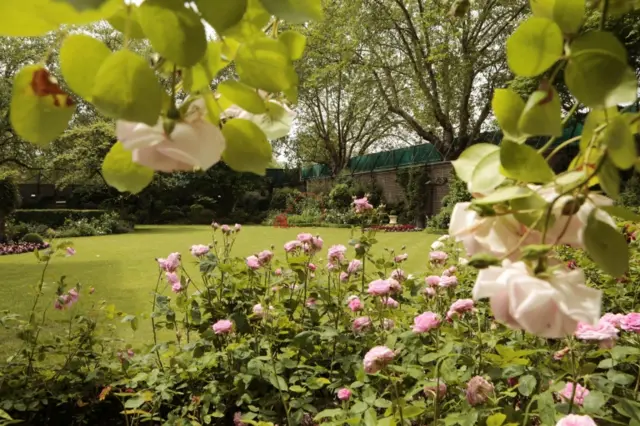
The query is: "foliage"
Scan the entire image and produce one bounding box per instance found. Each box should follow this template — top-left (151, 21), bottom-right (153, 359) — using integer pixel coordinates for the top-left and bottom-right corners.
top-left (55, 212), bottom-right (133, 238)
top-left (428, 174), bottom-right (472, 230)
top-left (620, 173), bottom-right (640, 208)
top-left (14, 209), bottom-right (110, 229)
top-left (397, 166), bottom-right (431, 227)
top-left (0, 174), bottom-right (21, 241)
top-left (328, 184), bottom-right (353, 210)
top-left (21, 233), bottom-right (44, 244)
top-left (270, 187), bottom-right (302, 211)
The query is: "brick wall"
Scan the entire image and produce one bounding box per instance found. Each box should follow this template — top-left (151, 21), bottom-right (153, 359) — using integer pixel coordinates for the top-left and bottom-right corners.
top-left (305, 162), bottom-right (453, 217)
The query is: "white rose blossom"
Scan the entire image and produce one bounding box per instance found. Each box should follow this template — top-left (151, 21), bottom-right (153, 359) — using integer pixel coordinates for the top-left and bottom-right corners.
top-left (473, 260), bottom-right (601, 338)
top-left (117, 98), bottom-right (225, 172)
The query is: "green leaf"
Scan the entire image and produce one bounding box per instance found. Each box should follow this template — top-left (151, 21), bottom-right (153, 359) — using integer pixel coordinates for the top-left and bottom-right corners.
top-left (223, 0), bottom-right (271, 41)
top-left (279, 31), bottom-right (307, 60)
top-left (108, 5), bottom-right (145, 38)
top-left (583, 390), bottom-right (606, 413)
top-left (92, 50), bottom-right (163, 125)
top-left (259, 0), bottom-right (323, 23)
top-left (102, 142), bottom-right (154, 194)
top-left (492, 89), bottom-right (526, 141)
top-left (351, 401), bottom-right (368, 415)
top-left (190, 41), bottom-right (225, 92)
top-left (222, 119), bottom-right (272, 175)
top-left (601, 206), bottom-right (640, 222)
top-left (473, 186), bottom-right (533, 205)
top-left (60, 34), bottom-right (111, 100)
top-left (402, 405), bottom-right (425, 419)
top-left (518, 375), bottom-right (537, 397)
top-left (124, 395), bottom-right (146, 409)
top-left (553, 0), bottom-right (585, 34)
top-left (512, 191), bottom-right (550, 230)
top-left (598, 157), bottom-right (621, 200)
top-left (580, 108), bottom-right (619, 150)
top-left (565, 31), bottom-right (637, 108)
top-left (54, 0), bottom-right (109, 11)
top-left (517, 88), bottom-right (562, 137)
top-left (535, 392), bottom-right (556, 425)
top-left (195, 0), bottom-right (247, 34)
top-left (235, 38), bottom-right (298, 92)
top-left (500, 140), bottom-right (555, 183)
top-left (486, 413), bottom-right (507, 426)
top-left (452, 143), bottom-right (499, 183)
top-left (608, 369), bottom-right (635, 385)
top-left (584, 210), bottom-right (629, 276)
top-left (471, 149), bottom-right (505, 193)
top-left (10, 65), bottom-right (76, 146)
top-left (289, 385), bottom-right (306, 393)
top-left (218, 81), bottom-right (267, 114)
top-left (507, 17), bottom-right (563, 77)
top-left (138, 0), bottom-right (207, 67)
top-left (314, 408), bottom-right (343, 420)
top-left (603, 115), bottom-right (636, 170)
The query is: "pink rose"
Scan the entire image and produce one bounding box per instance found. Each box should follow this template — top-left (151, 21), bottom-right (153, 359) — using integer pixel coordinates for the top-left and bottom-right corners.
top-left (554, 346), bottom-right (570, 361)
top-left (348, 297), bottom-right (363, 312)
top-left (297, 233), bottom-right (313, 243)
top-left (337, 388), bottom-right (352, 401)
top-left (558, 382), bottom-right (589, 406)
top-left (425, 275), bottom-right (441, 287)
top-left (390, 269), bottom-right (406, 282)
top-left (394, 253), bottom-right (408, 263)
top-left (308, 263), bottom-right (317, 272)
top-left (166, 272), bottom-right (180, 285)
top-left (68, 288), bottom-right (79, 303)
top-left (367, 279), bottom-right (391, 296)
top-left (383, 319), bottom-right (395, 330)
top-left (448, 266), bottom-right (457, 274)
top-left (312, 236), bottom-right (323, 250)
top-left (430, 251), bottom-right (448, 263)
top-left (66, 247), bottom-right (76, 257)
top-left (412, 312), bottom-right (441, 333)
top-left (212, 319), bottom-right (233, 334)
top-left (274, 268), bottom-right (283, 276)
top-left (190, 244), bottom-right (210, 257)
top-left (575, 321), bottom-right (618, 348)
top-left (363, 346), bottom-right (395, 374)
top-left (353, 197), bottom-right (373, 213)
top-left (424, 382), bottom-right (447, 400)
top-left (306, 298), bottom-right (317, 308)
top-left (328, 245), bottom-right (346, 262)
top-left (234, 224), bottom-right (242, 232)
top-left (221, 224), bottom-right (231, 234)
top-left (253, 304), bottom-right (264, 317)
top-left (424, 287), bottom-right (436, 297)
top-left (171, 282), bottom-right (183, 293)
top-left (211, 222), bottom-right (220, 229)
top-left (258, 250), bottom-right (273, 264)
top-left (327, 262), bottom-right (337, 271)
top-left (387, 278), bottom-right (402, 293)
top-left (439, 276), bottom-right (458, 288)
top-left (447, 299), bottom-right (474, 320)
top-left (466, 376), bottom-right (494, 406)
top-left (348, 259), bottom-right (362, 274)
top-left (340, 271), bottom-right (349, 282)
top-left (555, 415), bottom-right (597, 426)
top-left (621, 313), bottom-right (640, 333)
top-left (158, 252), bottom-right (181, 273)
top-left (600, 313), bottom-right (625, 328)
top-left (246, 255), bottom-right (261, 270)
top-left (383, 297), bottom-right (399, 308)
top-left (352, 316), bottom-right (372, 332)
top-left (284, 240), bottom-right (302, 253)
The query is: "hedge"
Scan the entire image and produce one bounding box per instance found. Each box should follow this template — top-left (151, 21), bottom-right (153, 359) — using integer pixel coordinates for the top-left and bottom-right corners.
top-left (14, 209), bottom-right (110, 229)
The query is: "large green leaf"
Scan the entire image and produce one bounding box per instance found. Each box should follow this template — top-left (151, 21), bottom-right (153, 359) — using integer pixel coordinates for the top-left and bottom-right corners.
top-left (506, 17), bottom-right (563, 77)
top-left (108, 5), bottom-right (145, 38)
top-left (102, 142), bottom-right (154, 194)
top-left (517, 88), bottom-right (562, 137)
top-left (278, 31), bottom-right (307, 60)
top-left (518, 375), bottom-right (537, 397)
top-left (138, 0), bottom-right (207, 67)
top-left (53, 0), bottom-right (108, 11)
top-left (492, 89), bottom-right (526, 141)
top-left (223, 0), bottom-right (271, 41)
top-left (553, 0), bottom-right (585, 34)
top-left (10, 65), bottom-right (76, 146)
top-left (584, 211), bottom-right (629, 277)
top-left (235, 38), bottom-right (298, 92)
top-left (222, 119), bottom-right (272, 175)
top-left (92, 50), bottom-right (163, 125)
top-left (601, 205), bottom-right (640, 222)
top-left (473, 186), bottom-right (533, 205)
top-left (598, 157), bottom-right (621, 200)
top-left (565, 31), bottom-right (637, 108)
top-left (195, 0), bottom-right (247, 34)
top-left (471, 150), bottom-right (505, 193)
top-left (451, 143), bottom-right (499, 183)
top-left (60, 34), bottom-right (111, 100)
top-left (218, 81), bottom-right (267, 114)
top-left (259, 0), bottom-right (323, 23)
top-left (500, 140), bottom-right (555, 183)
top-left (189, 41), bottom-right (225, 93)
top-left (580, 108), bottom-right (619, 150)
top-left (603, 115), bottom-right (636, 170)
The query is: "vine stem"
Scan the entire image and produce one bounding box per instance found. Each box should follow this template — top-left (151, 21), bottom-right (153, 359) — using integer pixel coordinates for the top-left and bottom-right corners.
top-left (391, 375), bottom-right (405, 425)
top-left (268, 345), bottom-right (292, 426)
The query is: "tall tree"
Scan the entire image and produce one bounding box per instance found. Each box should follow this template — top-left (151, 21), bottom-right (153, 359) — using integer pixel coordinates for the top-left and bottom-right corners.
top-left (358, 0), bottom-right (526, 158)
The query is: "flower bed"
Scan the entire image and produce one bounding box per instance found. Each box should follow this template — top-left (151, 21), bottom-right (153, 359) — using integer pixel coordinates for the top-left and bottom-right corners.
top-left (366, 224), bottom-right (420, 232)
top-left (0, 241), bottom-right (50, 256)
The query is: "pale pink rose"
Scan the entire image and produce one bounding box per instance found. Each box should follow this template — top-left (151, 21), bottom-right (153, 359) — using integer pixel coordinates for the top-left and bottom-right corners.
top-left (312, 236), bottom-right (323, 250)
top-left (308, 263), bottom-right (317, 272)
top-left (246, 255), bottom-right (261, 270)
top-left (223, 98), bottom-right (296, 140)
top-left (212, 319), bottom-right (233, 334)
top-left (466, 376), bottom-right (494, 406)
top-left (439, 275), bottom-right (458, 288)
top-left (305, 298), bottom-right (317, 308)
top-left (442, 269), bottom-right (452, 277)
top-left (621, 313), bottom-right (640, 333)
top-left (328, 245), bottom-right (346, 262)
top-left (234, 224), bottom-right (242, 232)
top-left (297, 233), bottom-right (313, 243)
top-left (384, 297), bottom-right (399, 308)
top-left (274, 268), bottom-right (283, 276)
top-left (337, 388), bottom-right (352, 401)
top-left (353, 197), bottom-right (373, 213)
top-left (348, 259), bottom-right (362, 274)
top-left (554, 347), bottom-right (570, 361)
top-left (171, 282), bottom-right (182, 293)
top-left (390, 269), bottom-right (406, 282)
top-left (363, 346), bottom-right (395, 374)
top-left (233, 412), bottom-right (247, 426)
top-left (253, 304), bottom-right (264, 317)
top-left (211, 222), bottom-right (220, 229)
top-left (383, 318), bottom-right (395, 330)
top-left (555, 415), bottom-right (597, 426)
top-left (190, 244), bottom-right (210, 257)
top-left (438, 234), bottom-right (450, 242)
top-left (158, 252), bottom-right (181, 272)
top-left (352, 316), bottom-right (372, 332)
top-left (424, 287), bottom-right (436, 297)
top-left (424, 382), bottom-right (447, 400)
top-left (258, 250), bottom-right (273, 264)
top-left (558, 383), bottom-right (589, 406)
top-left (425, 276), bottom-right (441, 287)
top-left (394, 253), bottom-right (408, 263)
top-left (367, 279), bottom-right (391, 296)
top-left (575, 321), bottom-right (618, 348)
top-left (447, 299), bottom-right (475, 320)
top-left (54, 294), bottom-right (71, 310)
top-left (431, 240), bottom-right (445, 250)
top-left (117, 98), bottom-right (225, 172)
top-left (387, 278), bottom-right (402, 293)
top-left (430, 251), bottom-right (448, 263)
top-left (66, 247), bottom-right (76, 257)
top-left (348, 297), bottom-right (363, 312)
top-left (412, 312), bottom-right (441, 333)
top-left (166, 272), bottom-right (180, 285)
top-left (326, 262), bottom-right (337, 271)
top-left (284, 240), bottom-right (302, 253)
top-left (473, 260), bottom-right (602, 338)
top-left (68, 288), bottom-right (79, 303)
top-left (600, 313), bottom-right (625, 328)
top-left (340, 271), bottom-right (349, 282)
top-left (448, 266), bottom-right (457, 274)
top-left (221, 224), bottom-right (231, 234)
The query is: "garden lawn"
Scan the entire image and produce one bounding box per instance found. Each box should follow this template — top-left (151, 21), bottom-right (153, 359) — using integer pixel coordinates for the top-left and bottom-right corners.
top-left (0, 225), bottom-right (438, 353)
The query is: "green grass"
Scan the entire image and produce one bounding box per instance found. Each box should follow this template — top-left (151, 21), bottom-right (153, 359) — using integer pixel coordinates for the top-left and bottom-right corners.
top-left (0, 225), bottom-right (437, 351)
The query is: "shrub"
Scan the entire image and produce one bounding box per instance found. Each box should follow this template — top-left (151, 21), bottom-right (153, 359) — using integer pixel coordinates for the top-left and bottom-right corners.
top-left (14, 209), bottom-right (109, 229)
top-left (21, 233), bottom-right (44, 244)
top-left (428, 172), bottom-right (471, 230)
top-left (0, 175), bottom-right (21, 242)
top-left (270, 187), bottom-right (301, 211)
top-left (159, 206), bottom-right (185, 223)
top-left (328, 184), bottom-right (353, 210)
